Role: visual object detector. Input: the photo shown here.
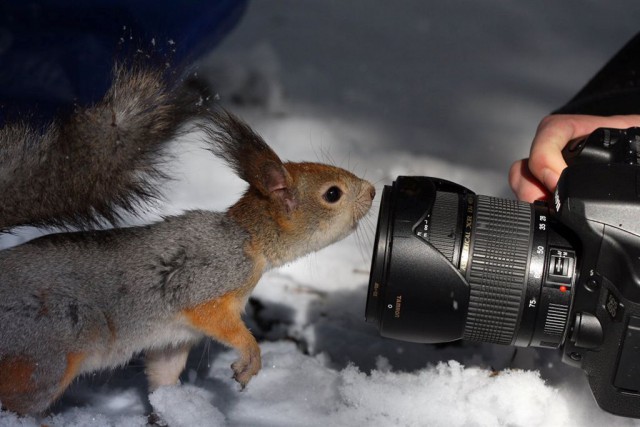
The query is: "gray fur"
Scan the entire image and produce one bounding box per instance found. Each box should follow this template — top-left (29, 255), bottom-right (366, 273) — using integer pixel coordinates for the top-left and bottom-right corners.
top-left (0, 211), bottom-right (249, 346)
top-left (0, 211), bottom-right (251, 413)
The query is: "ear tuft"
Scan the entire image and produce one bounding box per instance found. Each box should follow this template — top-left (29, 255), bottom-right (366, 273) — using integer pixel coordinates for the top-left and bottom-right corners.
top-left (200, 109), bottom-right (285, 195)
top-left (200, 109), bottom-right (298, 214)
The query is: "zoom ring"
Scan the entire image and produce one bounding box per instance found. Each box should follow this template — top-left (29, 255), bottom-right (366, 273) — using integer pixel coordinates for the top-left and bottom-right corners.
top-left (463, 196), bottom-right (532, 345)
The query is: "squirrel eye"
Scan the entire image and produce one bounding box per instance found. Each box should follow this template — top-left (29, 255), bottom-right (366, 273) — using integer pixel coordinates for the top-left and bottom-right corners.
top-left (323, 186), bottom-right (343, 203)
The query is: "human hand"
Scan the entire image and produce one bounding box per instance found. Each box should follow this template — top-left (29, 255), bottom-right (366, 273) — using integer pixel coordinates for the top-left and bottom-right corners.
top-left (509, 114), bottom-right (640, 202)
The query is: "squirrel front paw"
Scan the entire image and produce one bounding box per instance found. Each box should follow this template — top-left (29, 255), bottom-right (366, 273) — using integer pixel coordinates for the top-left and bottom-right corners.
top-left (231, 345), bottom-right (261, 388)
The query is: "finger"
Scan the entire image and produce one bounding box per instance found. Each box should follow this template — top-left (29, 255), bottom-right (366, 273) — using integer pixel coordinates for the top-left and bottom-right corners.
top-left (508, 159), bottom-right (525, 194)
top-left (509, 158), bottom-right (549, 203)
top-left (528, 117), bottom-right (571, 191)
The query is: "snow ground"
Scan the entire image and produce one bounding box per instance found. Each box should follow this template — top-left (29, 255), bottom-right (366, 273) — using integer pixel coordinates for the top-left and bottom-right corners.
top-left (4, 1), bottom-right (640, 426)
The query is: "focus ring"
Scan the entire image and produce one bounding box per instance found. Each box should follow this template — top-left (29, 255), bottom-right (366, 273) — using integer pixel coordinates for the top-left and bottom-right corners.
top-left (463, 196), bottom-right (532, 345)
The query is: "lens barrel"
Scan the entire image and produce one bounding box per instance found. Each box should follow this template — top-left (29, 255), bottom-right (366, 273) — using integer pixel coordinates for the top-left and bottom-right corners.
top-left (366, 176), bottom-right (576, 348)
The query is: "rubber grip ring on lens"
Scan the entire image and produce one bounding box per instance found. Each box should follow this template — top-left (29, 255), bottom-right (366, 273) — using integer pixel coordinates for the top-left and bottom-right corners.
top-left (463, 196), bottom-right (532, 345)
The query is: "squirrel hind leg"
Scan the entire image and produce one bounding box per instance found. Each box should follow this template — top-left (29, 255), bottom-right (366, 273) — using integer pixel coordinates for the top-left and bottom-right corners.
top-left (0, 351), bottom-right (84, 415)
top-left (0, 355), bottom-right (40, 414)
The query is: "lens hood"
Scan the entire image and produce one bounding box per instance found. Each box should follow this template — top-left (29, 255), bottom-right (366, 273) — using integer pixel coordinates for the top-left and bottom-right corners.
top-left (366, 176), bottom-right (471, 343)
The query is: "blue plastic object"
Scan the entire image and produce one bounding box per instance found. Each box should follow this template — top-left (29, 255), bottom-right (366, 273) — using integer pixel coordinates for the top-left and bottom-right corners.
top-left (0, 0), bottom-right (248, 125)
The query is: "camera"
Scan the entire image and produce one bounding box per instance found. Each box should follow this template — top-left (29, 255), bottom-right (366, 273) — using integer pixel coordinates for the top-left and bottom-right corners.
top-left (366, 127), bottom-right (640, 418)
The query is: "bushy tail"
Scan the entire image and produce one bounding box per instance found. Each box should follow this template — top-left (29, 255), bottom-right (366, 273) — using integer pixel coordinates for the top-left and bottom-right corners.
top-left (0, 64), bottom-right (204, 231)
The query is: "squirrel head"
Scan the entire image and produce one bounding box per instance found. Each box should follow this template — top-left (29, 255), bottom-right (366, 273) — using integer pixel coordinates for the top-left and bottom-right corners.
top-left (202, 110), bottom-right (375, 266)
top-left (281, 161), bottom-right (374, 254)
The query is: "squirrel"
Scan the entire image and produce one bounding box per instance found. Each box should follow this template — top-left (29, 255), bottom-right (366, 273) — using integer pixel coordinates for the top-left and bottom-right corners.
top-left (0, 64), bottom-right (375, 416)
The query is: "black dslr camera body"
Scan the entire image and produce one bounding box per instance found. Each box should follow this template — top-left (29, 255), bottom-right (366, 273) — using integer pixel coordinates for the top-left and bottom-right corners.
top-left (366, 127), bottom-right (640, 418)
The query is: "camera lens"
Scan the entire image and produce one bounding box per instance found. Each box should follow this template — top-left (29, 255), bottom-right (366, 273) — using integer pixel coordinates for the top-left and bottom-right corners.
top-left (366, 176), bottom-right (576, 348)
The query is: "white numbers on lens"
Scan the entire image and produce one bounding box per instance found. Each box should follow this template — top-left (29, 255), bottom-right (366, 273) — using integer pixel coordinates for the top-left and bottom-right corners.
top-left (538, 215), bottom-right (547, 231)
top-left (536, 246), bottom-right (544, 255)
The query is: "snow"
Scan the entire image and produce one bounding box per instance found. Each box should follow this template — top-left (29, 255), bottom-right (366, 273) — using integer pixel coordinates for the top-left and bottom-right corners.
top-left (3, 1), bottom-right (640, 426)
top-left (149, 386), bottom-right (225, 427)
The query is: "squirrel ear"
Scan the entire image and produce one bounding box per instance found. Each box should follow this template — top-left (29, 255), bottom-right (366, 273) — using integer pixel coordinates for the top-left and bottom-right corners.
top-left (201, 109), bottom-right (297, 214)
top-left (263, 161), bottom-right (298, 215)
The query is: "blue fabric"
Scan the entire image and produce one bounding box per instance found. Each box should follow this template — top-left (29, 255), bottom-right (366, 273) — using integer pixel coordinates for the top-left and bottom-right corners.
top-left (0, 0), bottom-right (248, 125)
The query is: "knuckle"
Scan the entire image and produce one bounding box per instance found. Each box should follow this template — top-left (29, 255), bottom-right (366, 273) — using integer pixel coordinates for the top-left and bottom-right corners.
top-left (536, 115), bottom-right (560, 133)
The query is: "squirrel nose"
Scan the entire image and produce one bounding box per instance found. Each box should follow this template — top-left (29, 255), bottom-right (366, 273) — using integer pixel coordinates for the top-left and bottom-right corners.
top-left (369, 186), bottom-right (376, 200)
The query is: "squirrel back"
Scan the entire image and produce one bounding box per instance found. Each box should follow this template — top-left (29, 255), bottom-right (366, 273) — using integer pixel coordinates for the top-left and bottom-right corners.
top-left (0, 64), bottom-right (375, 416)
